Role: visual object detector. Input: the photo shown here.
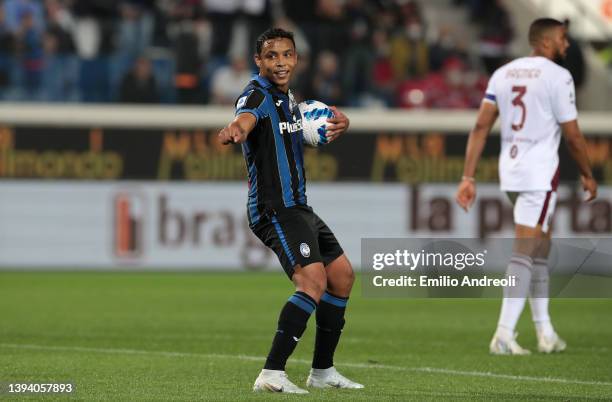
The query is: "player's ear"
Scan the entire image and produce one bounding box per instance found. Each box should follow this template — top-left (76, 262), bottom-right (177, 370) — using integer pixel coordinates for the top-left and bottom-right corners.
top-left (542, 31), bottom-right (554, 50)
top-left (254, 53), bottom-right (262, 69)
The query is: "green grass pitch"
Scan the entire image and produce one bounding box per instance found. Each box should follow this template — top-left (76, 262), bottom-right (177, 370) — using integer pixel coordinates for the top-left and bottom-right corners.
top-left (1, 272), bottom-right (611, 401)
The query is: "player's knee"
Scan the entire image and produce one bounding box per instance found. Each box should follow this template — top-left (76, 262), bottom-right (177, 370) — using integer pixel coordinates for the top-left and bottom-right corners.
top-left (293, 263), bottom-right (327, 301)
top-left (299, 277), bottom-right (326, 301)
top-left (346, 265), bottom-right (355, 286)
top-left (338, 266), bottom-right (355, 290)
top-left (327, 263), bottom-right (355, 296)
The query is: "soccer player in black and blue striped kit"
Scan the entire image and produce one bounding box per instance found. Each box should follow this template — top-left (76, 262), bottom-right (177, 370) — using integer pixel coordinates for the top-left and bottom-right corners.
top-left (218, 28), bottom-right (363, 394)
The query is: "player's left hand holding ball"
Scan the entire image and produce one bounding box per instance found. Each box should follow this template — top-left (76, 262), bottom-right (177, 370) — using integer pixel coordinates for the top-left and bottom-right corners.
top-left (325, 106), bottom-right (349, 142)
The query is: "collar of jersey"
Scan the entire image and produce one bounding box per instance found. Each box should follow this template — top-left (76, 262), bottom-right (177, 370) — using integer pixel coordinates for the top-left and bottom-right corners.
top-left (253, 74), bottom-right (273, 89)
top-left (252, 74), bottom-right (289, 97)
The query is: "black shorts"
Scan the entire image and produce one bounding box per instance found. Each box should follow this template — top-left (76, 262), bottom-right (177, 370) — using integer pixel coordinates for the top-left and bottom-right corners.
top-left (251, 205), bottom-right (344, 279)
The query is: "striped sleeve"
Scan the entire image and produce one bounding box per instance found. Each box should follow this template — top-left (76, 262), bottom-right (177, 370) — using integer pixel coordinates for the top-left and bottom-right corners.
top-left (235, 89), bottom-right (267, 123)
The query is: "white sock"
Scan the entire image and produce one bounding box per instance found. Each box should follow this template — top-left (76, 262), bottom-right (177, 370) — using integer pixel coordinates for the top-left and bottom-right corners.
top-left (496, 253), bottom-right (533, 337)
top-left (529, 258), bottom-right (555, 338)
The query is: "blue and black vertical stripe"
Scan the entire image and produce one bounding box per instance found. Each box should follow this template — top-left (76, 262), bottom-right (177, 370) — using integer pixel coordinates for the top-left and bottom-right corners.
top-left (271, 216), bottom-right (296, 266)
top-left (238, 76), bottom-right (308, 226)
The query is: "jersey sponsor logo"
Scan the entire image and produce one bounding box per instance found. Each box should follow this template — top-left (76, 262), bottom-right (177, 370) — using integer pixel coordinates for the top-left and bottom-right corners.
top-left (279, 120), bottom-right (303, 134)
top-left (275, 99), bottom-right (283, 106)
top-left (300, 242), bottom-right (310, 257)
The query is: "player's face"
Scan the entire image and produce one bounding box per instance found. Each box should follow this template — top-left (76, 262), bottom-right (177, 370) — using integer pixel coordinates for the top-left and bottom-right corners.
top-left (550, 26), bottom-right (569, 62)
top-left (255, 38), bottom-right (297, 92)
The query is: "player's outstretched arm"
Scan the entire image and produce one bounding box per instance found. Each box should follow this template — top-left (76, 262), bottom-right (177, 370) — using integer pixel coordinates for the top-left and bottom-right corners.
top-left (218, 113), bottom-right (257, 145)
top-left (456, 101), bottom-right (498, 212)
top-left (560, 119), bottom-right (598, 201)
top-left (325, 106), bottom-right (350, 143)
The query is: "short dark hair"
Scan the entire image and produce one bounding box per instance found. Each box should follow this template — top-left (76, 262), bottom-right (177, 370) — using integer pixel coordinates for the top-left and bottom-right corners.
top-left (528, 18), bottom-right (564, 46)
top-left (255, 28), bottom-right (296, 54)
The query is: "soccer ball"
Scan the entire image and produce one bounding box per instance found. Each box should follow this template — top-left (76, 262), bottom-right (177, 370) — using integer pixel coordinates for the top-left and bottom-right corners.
top-left (298, 100), bottom-right (334, 147)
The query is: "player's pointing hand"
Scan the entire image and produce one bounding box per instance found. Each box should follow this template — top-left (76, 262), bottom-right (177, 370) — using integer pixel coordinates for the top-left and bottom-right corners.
top-left (325, 106), bottom-right (350, 142)
top-left (218, 117), bottom-right (255, 145)
top-left (218, 125), bottom-right (240, 145)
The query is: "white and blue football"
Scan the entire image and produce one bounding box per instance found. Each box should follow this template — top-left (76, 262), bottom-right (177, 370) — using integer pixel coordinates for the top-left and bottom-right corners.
top-left (298, 100), bottom-right (334, 147)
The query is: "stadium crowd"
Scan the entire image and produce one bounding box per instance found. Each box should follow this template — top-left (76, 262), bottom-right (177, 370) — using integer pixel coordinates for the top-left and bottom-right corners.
top-left (0, 0), bottom-right (584, 108)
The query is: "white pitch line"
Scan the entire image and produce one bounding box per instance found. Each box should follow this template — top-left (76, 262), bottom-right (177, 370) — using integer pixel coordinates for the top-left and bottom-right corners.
top-left (1, 343), bottom-right (611, 388)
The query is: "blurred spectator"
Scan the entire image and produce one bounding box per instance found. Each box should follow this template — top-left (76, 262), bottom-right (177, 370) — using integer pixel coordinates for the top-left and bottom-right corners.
top-left (398, 57), bottom-right (484, 109)
top-left (15, 9), bottom-right (43, 98)
top-left (206, 0), bottom-right (239, 60)
top-left (72, 1), bottom-right (117, 102)
top-left (173, 19), bottom-right (202, 104)
top-left (593, 41), bottom-right (612, 68)
top-left (282, 0), bottom-right (317, 26)
top-left (1, 0), bottom-right (596, 108)
top-left (282, 0), bottom-right (318, 56)
top-left (389, 0), bottom-right (429, 81)
top-left (118, 1), bottom-right (154, 57)
top-left (243, 0), bottom-right (272, 60)
top-left (562, 19), bottom-right (585, 92)
top-left (370, 29), bottom-right (395, 106)
top-left (310, 50), bottom-right (342, 106)
top-left (71, 1), bottom-right (116, 58)
top-left (428, 57), bottom-right (478, 108)
top-left (114, 1), bottom-right (155, 87)
top-left (210, 56), bottom-right (252, 105)
top-left (0, 6), bottom-right (14, 99)
top-left (341, 0), bottom-right (374, 106)
top-left (313, 0), bottom-right (347, 56)
top-left (456, 0), bottom-right (487, 23)
top-left (284, 0), bottom-right (347, 59)
top-left (45, 0), bottom-right (74, 53)
top-left (428, 25), bottom-right (469, 72)
top-left (475, 0), bottom-right (513, 74)
top-left (3, 0), bottom-right (44, 33)
top-left (119, 56), bottom-right (159, 103)
top-left (41, 0), bottom-right (78, 101)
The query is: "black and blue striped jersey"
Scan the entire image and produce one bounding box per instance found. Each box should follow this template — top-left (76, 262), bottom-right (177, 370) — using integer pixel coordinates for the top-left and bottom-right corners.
top-left (235, 75), bottom-right (307, 227)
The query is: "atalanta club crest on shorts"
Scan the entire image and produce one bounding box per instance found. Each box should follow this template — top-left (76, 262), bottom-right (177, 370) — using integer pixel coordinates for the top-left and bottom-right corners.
top-left (300, 243), bottom-right (311, 258)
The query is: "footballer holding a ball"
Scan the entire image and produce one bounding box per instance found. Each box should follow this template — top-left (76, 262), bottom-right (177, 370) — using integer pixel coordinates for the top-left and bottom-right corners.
top-left (218, 28), bottom-right (362, 394)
